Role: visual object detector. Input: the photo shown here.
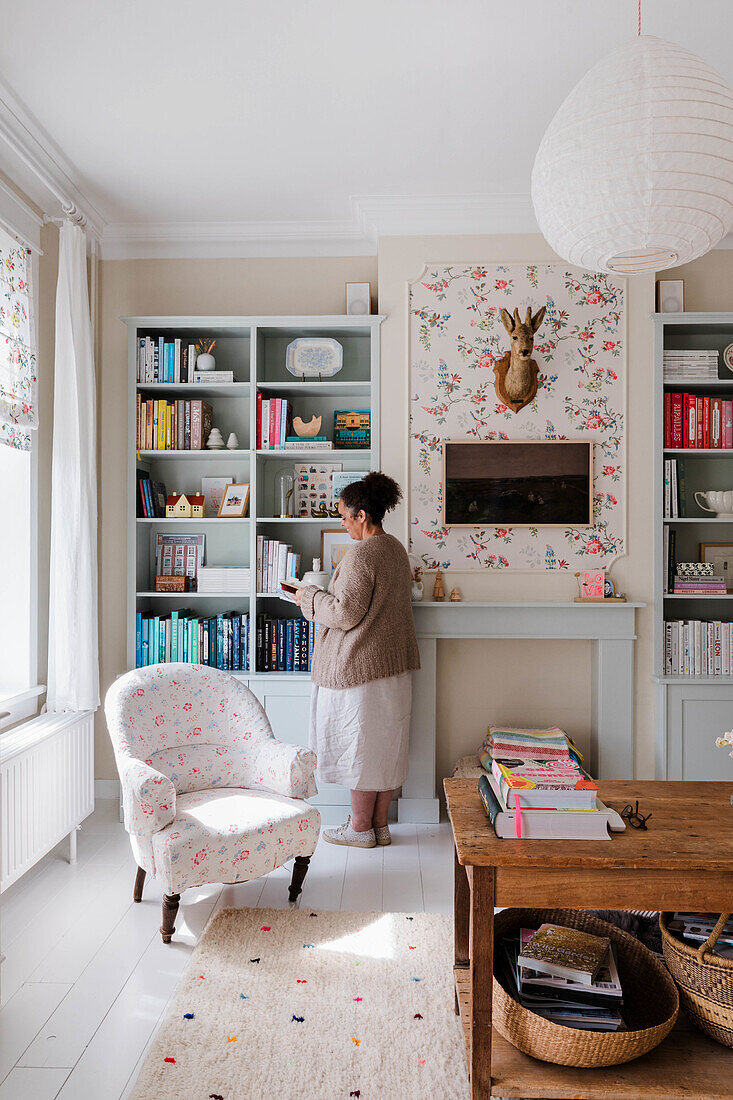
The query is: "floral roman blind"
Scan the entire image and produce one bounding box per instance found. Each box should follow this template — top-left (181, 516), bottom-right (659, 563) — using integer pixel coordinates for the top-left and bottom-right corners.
top-left (0, 224), bottom-right (37, 451)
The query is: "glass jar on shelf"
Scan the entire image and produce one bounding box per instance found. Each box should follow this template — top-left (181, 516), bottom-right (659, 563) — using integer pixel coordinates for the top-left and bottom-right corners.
top-left (274, 467), bottom-right (295, 517)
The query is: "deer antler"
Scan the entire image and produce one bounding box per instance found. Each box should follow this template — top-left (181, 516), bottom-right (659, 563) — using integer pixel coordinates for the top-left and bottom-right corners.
top-left (513, 307), bottom-right (521, 325)
top-left (525, 306), bottom-right (532, 325)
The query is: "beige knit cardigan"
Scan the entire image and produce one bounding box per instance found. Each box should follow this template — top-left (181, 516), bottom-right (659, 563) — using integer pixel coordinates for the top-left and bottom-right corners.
top-left (300, 532), bottom-right (420, 689)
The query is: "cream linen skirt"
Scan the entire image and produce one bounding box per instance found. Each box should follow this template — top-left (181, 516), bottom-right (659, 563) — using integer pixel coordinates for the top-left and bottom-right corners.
top-left (309, 672), bottom-right (413, 791)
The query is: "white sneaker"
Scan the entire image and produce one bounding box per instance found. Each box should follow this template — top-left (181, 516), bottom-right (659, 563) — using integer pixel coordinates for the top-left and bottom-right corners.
top-left (323, 816), bottom-right (376, 849)
top-left (374, 825), bottom-right (391, 846)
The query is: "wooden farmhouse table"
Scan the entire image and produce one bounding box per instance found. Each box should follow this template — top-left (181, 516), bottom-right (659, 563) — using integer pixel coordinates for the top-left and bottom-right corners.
top-left (445, 778), bottom-right (733, 1099)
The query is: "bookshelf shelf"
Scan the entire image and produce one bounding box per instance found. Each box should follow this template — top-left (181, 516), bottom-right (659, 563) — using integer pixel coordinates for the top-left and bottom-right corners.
top-left (654, 312), bottom-right (733, 781)
top-left (126, 313), bottom-right (383, 693)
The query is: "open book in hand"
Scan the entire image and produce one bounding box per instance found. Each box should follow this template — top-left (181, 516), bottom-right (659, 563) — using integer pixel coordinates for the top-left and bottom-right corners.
top-left (279, 577), bottom-right (303, 604)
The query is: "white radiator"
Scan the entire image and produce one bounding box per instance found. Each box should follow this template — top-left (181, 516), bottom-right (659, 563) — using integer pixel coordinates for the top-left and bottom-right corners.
top-left (0, 710), bottom-right (94, 892)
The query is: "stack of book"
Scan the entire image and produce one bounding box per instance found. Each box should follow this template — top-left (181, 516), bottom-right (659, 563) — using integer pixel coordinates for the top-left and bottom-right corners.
top-left (137, 471), bottom-right (168, 517)
top-left (501, 924), bottom-right (625, 1032)
top-left (197, 567), bottom-right (251, 594)
top-left (663, 392), bottom-right (733, 448)
top-left (136, 397), bottom-right (213, 450)
top-left (477, 726), bottom-right (619, 840)
top-left (256, 614), bottom-right (318, 672)
top-left (256, 536), bottom-right (301, 593)
top-left (663, 350), bottom-right (719, 380)
top-left (668, 913), bottom-right (733, 959)
top-left (664, 619), bottom-right (733, 676)
top-left (284, 436), bottom-right (333, 450)
top-left (673, 573), bottom-right (726, 595)
top-left (136, 610), bottom-right (249, 670)
top-left (192, 370), bottom-right (233, 384)
top-left (137, 337), bottom-right (199, 382)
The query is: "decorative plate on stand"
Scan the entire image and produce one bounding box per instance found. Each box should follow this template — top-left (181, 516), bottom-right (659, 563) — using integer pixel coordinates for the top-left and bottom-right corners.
top-left (286, 338), bottom-right (343, 379)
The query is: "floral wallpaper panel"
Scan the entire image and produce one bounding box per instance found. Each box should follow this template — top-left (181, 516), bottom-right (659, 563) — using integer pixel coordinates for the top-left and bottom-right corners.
top-left (409, 264), bottom-right (625, 571)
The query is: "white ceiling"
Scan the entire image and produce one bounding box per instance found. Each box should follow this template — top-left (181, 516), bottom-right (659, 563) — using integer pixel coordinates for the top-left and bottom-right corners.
top-left (3, 0), bottom-right (733, 256)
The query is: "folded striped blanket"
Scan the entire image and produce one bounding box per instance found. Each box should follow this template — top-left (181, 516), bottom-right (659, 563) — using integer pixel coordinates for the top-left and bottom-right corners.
top-left (483, 725), bottom-right (572, 761)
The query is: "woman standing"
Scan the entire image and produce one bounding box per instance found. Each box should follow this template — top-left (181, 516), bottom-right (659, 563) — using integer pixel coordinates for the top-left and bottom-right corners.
top-left (294, 472), bottom-right (419, 848)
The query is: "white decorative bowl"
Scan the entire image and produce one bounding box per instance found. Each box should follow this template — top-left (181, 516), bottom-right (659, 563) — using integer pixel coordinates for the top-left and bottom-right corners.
top-left (286, 338), bottom-right (343, 379)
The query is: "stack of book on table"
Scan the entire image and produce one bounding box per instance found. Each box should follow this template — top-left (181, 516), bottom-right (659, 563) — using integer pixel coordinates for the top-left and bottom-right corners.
top-left (477, 726), bottom-right (621, 840)
top-left (668, 913), bottom-right (733, 959)
top-left (501, 923), bottom-right (626, 1032)
top-left (196, 567), bottom-right (251, 594)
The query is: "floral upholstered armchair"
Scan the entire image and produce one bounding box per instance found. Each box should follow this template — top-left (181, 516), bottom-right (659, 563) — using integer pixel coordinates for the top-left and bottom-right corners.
top-left (105, 664), bottom-right (320, 942)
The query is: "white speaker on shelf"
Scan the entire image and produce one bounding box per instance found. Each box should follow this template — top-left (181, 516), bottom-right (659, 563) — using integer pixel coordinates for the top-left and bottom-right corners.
top-left (657, 280), bottom-right (684, 314)
top-left (345, 282), bottom-right (371, 316)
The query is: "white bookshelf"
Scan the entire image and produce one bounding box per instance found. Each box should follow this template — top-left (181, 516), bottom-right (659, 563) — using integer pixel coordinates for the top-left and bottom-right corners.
top-left (123, 315), bottom-right (384, 823)
top-left (125, 314), bottom-right (383, 673)
top-left (653, 312), bottom-right (733, 782)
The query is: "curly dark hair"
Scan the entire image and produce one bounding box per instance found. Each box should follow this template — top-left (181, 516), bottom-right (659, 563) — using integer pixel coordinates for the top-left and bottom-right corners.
top-left (339, 471), bottom-right (402, 526)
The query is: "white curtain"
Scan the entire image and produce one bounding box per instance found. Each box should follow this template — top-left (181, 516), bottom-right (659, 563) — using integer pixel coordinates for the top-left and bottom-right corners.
top-left (47, 222), bottom-right (99, 712)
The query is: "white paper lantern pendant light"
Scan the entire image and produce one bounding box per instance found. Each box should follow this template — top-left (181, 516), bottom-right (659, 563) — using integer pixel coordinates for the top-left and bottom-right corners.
top-left (531, 0), bottom-right (733, 274)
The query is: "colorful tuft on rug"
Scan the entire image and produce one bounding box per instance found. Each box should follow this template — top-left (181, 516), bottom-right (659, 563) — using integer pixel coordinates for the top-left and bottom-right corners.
top-left (129, 907), bottom-right (468, 1100)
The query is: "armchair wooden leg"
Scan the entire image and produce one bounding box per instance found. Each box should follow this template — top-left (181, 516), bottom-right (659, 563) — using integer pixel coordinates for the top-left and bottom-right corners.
top-left (288, 856), bottom-right (311, 904)
top-left (161, 893), bottom-right (180, 943)
top-left (133, 866), bottom-right (146, 903)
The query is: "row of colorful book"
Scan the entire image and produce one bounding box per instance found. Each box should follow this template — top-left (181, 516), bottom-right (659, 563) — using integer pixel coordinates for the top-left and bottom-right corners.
top-left (135, 610), bottom-right (249, 670)
top-left (257, 537), bottom-right (301, 593)
top-left (256, 614), bottom-right (318, 672)
top-left (664, 619), bottom-right (733, 676)
top-left (137, 471), bottom-right (168, 517)
top-left (500, 923), bottom-right (625, 1032)
top-left (136, 396), bottom-right (213, 450)
top-left (477, 726), bottom-right (622, 840)
top-left (664, 391), bottom-right (733, 448)
top-left (137, 337), bottom-right (200, 383)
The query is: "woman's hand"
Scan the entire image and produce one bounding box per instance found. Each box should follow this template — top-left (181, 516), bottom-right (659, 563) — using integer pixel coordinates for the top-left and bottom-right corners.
top-left (293, 585), bottom-right (305, 607)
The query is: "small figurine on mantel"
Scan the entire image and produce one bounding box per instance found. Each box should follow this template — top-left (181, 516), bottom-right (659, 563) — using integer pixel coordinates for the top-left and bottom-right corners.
top-left (408, 554), bottom-right (424, 602)
top-left (449, 586), bottom-right (462, 602)
top-left (433, 568), bottom-right (446, 602)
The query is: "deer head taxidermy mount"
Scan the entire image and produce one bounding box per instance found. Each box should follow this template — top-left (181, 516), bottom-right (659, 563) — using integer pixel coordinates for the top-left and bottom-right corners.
top-left (494, 305), bottom-right (547, 413)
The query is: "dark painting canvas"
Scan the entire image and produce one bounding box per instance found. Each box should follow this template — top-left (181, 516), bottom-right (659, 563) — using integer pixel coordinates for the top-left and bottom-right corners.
top-left (444, 441), bottom-right (592, 526)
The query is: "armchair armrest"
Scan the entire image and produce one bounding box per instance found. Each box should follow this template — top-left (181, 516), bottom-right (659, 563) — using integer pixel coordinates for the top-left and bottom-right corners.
top-left (247, 740), bottom-right (318, 800)
top-left (118, 757), bottom-right (176, 836)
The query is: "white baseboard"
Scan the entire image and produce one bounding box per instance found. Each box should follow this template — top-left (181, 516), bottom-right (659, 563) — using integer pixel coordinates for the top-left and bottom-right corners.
top-left (95, 779), bottom-right (120, 799)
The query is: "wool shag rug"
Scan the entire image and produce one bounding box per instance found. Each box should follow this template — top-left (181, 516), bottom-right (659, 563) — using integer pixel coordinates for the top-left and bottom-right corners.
top-left (130, 907), bottom-right (468, 1100)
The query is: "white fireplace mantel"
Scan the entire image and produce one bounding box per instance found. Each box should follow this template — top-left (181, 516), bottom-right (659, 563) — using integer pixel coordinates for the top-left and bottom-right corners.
top-left (398, 600), bottom-right (644, 823)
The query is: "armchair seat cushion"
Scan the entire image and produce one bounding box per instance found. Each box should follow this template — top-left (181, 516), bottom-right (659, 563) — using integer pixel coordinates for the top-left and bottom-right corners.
top-left (150, 787), bottom-right (320, 894)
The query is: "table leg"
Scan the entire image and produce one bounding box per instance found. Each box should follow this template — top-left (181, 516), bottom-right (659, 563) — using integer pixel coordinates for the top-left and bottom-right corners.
top-left (454, 844), bottom-right (470, 1013)
top-left (470, 865), bottom-right (495, 1099)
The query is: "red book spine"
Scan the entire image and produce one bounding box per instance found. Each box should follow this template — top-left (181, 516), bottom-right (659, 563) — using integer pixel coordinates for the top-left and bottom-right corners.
top-left (711, 397), bottom-right (723, 448)
top-left (670, 392), bottom-right (683, 447)
top-left (269, 400), bottom-right (278, 449)
top-left (724, 399), bottom-right (733, 448)
top-left (697, 396), bottom-right (704, 448)
top-left (704, 395), bottom-right (710, 448)
top-left (664, 392), bottom-right (671, 448)
top-left (256, 392), bottom-right (262, 448)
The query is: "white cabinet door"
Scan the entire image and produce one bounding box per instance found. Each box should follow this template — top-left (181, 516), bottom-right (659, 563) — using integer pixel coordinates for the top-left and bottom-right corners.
top-left (249, 676), bottom-right (348, 807)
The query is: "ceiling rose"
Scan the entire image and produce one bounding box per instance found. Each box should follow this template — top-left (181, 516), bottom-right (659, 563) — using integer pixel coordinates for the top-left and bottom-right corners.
top-left (531, 35), bottom-right (733, 274)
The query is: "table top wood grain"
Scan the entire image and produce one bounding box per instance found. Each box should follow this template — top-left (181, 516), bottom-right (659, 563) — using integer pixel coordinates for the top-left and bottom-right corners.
top-left (444, 779), bottom-right (733, 871)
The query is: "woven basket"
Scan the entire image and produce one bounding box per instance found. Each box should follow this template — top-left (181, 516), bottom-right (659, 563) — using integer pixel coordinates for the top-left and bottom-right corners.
top-left (660, 911), bottom-right (733, 1047)
top-left (493, 908), bottom-right (679, 1067)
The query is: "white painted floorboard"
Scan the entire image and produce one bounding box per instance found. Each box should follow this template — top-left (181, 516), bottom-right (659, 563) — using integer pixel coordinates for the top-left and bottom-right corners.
top-left (0, 800), bottom-right (454, 1099)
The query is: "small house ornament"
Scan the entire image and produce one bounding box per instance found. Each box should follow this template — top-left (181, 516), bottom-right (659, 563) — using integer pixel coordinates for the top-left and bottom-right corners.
top-left (166, 491), bottom-right (205, 519)
top-left (433, 568), bottom-right (446, 601)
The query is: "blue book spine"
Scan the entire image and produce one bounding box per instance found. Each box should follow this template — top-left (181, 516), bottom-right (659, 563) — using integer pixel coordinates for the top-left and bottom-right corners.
top-left (136, 612), bottom-right (142, 668)
top-left (216, 614), bottom-right (224, 670)
top-left (232, 615), bottom-right (240, 671)
top-left (171, 611), bottom-right (179, 662)
top-left (142, 478), bottom-right (154, 515)
top-left (280, 399), bottom-right (288, 443)
top-left (308, 621), bottom-right (315, 671)
top-left (192, 618), bottom-right (199, 664)
top-left (243, 614), bottom-right (248, 671)
top-left (158, 337), bottom-right (164, 382)
top-left (140, 616), bottom-right (147, 667)
top-left (159, 618), bottom-right (166, 663)
top-left (287, 619), bottom-right (295, 671)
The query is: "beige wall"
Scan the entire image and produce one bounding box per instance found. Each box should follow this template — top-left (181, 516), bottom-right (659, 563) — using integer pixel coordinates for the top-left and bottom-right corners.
top-left (96, 256), bottom-right (377, 777)
top-left (378, 236), bottom-right (656, 781)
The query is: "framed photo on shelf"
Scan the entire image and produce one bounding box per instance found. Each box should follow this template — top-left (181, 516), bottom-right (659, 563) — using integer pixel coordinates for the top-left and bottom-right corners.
top-left (218, 483), bottom-right (250, 518)
top-left (321, 529), bottom-right (353, 575)
top-left (201, 475), bottom-right (233, 517)
top-left (700, 542), bottom-right (733, 592)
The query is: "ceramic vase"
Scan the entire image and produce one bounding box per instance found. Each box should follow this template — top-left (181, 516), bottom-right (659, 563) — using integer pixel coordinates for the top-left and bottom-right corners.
top-left (196, 353), bottom-right (216, 372)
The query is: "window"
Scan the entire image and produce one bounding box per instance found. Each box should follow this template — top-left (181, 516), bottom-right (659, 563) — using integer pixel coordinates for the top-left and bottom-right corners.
top-left (0, 223), bottom-right (41, 728)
